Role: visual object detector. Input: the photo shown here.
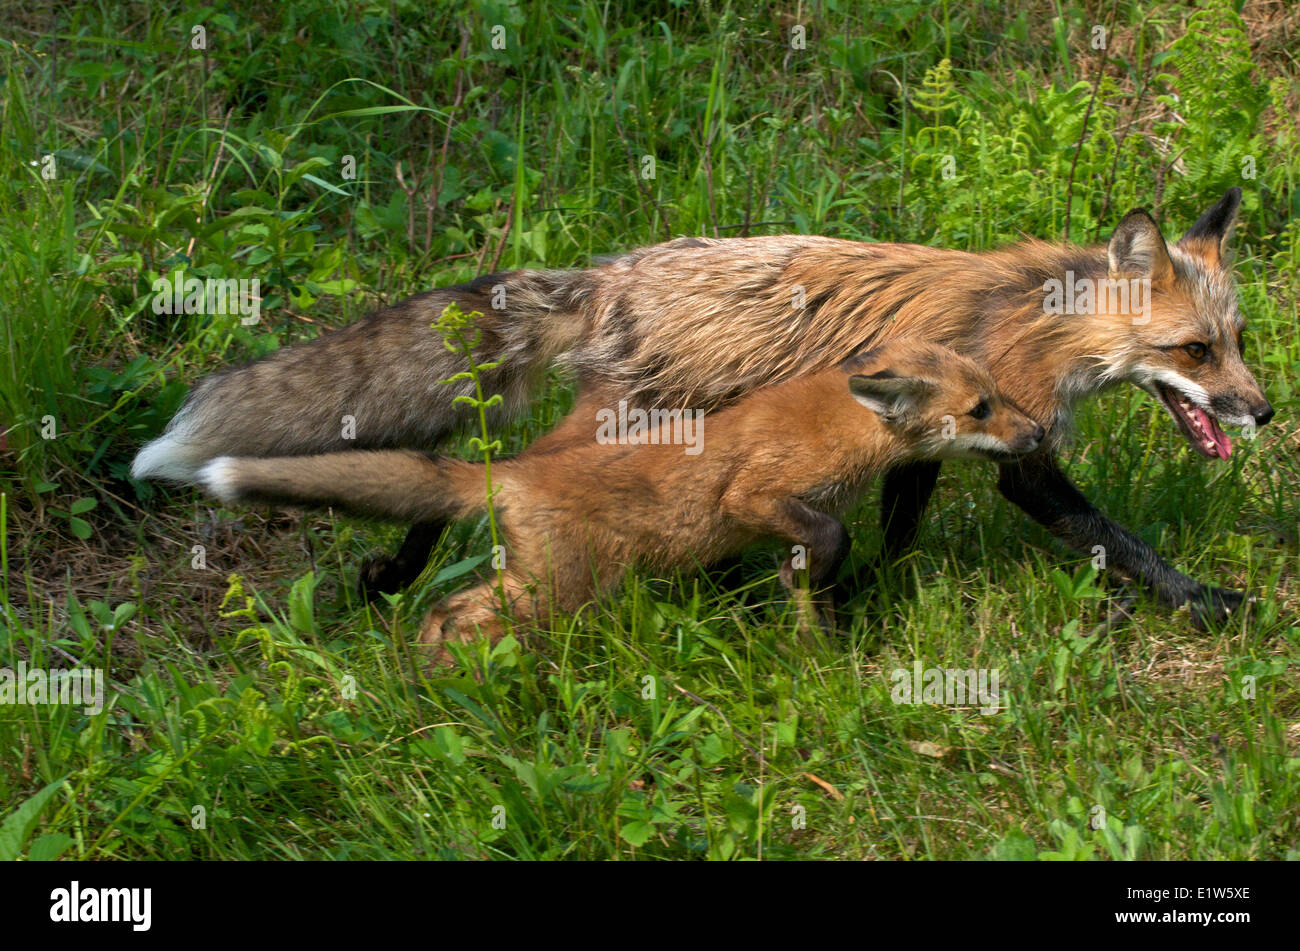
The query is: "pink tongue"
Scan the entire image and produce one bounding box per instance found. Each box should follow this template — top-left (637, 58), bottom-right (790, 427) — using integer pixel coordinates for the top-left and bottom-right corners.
top-left (1191, 405), bottom-right (1233, 458)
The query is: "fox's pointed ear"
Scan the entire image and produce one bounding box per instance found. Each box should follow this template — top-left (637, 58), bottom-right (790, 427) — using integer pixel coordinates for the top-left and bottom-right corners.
top-left (1108, 209), bottom-right (1174, 284)
top-left (849, 371), bottom-right (934, 421)
top-left (1178, 186), bottom-right (1242, 266)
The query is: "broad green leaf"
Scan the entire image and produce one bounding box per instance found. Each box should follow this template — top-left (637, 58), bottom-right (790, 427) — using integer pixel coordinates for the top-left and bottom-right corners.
top-left (0, 778), bottom-right (68, 861)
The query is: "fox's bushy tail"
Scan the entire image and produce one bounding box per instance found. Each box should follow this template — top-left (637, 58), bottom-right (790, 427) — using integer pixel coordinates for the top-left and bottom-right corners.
top-left (132, 269), bottom-right (596, 484)
top-left (197, 451), bottom-right (491, 523)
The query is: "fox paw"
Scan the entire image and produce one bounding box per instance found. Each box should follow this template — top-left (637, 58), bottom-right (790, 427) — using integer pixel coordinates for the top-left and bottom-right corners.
top-left (1184, 585), bottom-right (1253, 630)
top-left (417, 610), bottom-right (457, 669)
top-left (358, 554), bottom-right (417, 601)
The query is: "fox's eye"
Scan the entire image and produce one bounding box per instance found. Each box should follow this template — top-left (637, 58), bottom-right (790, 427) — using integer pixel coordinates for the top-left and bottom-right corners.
top-left (1184, 342), bottom-right (1208, 360)
top-left (969, 398), bottom-right (991, 421)
top-left (1237, 333), bottom-right (1245, 357)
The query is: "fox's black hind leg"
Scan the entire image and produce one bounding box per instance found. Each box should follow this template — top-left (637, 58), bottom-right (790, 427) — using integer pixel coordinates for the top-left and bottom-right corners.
top-left (359, 520), bottom-right (445, 600)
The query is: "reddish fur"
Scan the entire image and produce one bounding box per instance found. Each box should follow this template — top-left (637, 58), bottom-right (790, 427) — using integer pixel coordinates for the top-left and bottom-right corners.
top-left (204, 341), bottom-right (1042, 664)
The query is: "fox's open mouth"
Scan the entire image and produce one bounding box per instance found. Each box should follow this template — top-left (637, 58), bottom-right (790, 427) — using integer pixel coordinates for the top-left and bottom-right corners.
top-left (1156, 382), bottom-right (1231, 460)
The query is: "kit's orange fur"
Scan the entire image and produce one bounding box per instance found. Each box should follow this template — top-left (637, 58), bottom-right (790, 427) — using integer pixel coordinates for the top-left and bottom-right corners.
top-left (199, 340), bottom-right (1043, 664)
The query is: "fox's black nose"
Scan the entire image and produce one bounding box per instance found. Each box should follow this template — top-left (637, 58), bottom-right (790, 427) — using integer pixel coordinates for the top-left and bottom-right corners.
top-left (1253, 403), bottom-right (1274, 426)
top-left (1031, 424), bottom-right (1046, 442)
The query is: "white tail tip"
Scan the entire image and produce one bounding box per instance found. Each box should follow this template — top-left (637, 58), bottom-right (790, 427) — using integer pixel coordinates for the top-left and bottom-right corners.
top-left (195, 457), bottom-right (241, 502)
top-left (130, 433), bottom-right (209, 484)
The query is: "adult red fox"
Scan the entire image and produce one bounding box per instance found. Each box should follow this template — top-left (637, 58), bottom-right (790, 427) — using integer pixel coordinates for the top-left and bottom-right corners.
top-left (134, 188), bottom-right (1273, 623)
top-left (195, 340), bottom-right (1045, 662)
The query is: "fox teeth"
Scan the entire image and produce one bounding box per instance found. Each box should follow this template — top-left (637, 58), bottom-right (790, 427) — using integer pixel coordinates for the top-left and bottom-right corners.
top-left (1178, 397), bottom-right (1208, 434)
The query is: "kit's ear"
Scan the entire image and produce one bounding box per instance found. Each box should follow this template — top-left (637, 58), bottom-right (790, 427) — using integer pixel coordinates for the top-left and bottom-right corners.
top-left (848, 370), bottom-right (934, 422)
top-left (1178, 186), bottom-right (1242, 266)
top-left (1108, 208), bottom-right (1174, 284)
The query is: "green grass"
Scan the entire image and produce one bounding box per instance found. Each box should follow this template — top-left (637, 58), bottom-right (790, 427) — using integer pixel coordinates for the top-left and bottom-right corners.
top-left (1, 0), bottom-right (1298, 860)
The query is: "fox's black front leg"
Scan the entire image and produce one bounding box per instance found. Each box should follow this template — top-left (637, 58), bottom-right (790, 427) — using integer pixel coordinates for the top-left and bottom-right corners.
top-left (843, 460), bottom-right (942, 598)
top-left (879, 460), bottom-right (943, 563)
top-left (358, 520), bottom-right (444, 600)
top-left (997, 453), bottom-right (1245, 626)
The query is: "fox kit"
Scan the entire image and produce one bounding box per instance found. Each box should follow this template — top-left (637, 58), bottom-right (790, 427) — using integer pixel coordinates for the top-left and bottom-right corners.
top-left (135, 188), bottom-right (1272, 624)
top-left (197, 340), bottom-right (1043, 663)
